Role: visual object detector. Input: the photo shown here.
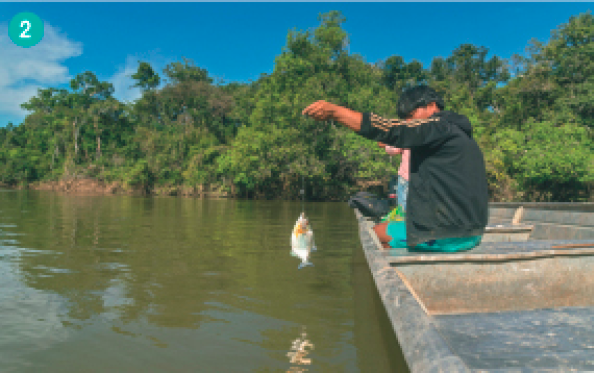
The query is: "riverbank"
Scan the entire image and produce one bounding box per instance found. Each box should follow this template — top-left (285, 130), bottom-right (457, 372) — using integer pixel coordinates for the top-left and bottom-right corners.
top-left (2, 178), bottom-right (231, 198)
top-left (3, 178), bottom-right (592, 202)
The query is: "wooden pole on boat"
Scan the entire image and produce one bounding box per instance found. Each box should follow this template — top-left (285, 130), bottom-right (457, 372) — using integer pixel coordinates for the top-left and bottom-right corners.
top-left (512, 206), bottom-right (524, 225)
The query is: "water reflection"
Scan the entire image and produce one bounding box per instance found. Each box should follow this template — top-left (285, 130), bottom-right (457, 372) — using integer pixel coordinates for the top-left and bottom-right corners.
top-left (287, 326), bottom-right (314, 372)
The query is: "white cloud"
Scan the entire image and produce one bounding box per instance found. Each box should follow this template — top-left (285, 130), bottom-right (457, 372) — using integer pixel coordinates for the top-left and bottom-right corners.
top-left (0, 22), bottom-right (82, 123)
top-left (0, 22), bottom-right (168, 126)
top-left (108, 54), bottom-right (169, 104)
top-left (108, 56), bottom-right (143, 104)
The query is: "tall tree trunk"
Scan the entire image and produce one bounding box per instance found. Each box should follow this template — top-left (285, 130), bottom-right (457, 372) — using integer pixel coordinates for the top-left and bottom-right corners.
top-left (73, 119), bottom-right (79, 159)
top-left (94, 119), bottom-right (101, 160)
top-left (96, 135), bottom-right (101, 160)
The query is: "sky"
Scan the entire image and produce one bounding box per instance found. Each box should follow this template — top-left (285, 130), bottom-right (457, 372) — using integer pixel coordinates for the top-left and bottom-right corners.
top-left (0, 2), bottom-right (592, 127)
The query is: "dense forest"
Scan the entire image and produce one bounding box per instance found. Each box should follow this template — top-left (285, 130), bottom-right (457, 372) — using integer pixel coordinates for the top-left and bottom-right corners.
top-left (1, 11), bottom-right (592, 202)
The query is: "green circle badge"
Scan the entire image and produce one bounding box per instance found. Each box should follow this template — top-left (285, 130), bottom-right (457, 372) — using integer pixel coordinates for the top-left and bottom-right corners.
top-left (9, 12), bottom-right (44, 48)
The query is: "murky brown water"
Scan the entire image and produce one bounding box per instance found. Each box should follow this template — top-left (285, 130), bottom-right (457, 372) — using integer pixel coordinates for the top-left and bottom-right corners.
top-left (0, 189), bottom-right (409, 372)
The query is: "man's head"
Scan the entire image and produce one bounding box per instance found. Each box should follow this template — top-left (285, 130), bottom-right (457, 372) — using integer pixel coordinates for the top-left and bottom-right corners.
top-left (397, 85), bottom-right (444, 120)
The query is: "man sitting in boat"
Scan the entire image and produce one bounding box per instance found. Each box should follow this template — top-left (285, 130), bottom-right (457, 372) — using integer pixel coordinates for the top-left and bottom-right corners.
top-left (302, 85), bottom-right (489, 252)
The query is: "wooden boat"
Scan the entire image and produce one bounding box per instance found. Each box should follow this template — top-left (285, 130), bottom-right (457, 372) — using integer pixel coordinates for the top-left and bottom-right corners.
top-left (356, 203), bottom-right (594, 372)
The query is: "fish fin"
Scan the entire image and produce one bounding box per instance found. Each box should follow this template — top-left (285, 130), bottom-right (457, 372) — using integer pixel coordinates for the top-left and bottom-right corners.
top-left (298, 262), bottom-right (314, 270)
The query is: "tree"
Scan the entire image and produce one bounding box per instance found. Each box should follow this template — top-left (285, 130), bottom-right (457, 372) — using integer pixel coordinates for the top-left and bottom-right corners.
top-left (381, 56), bottom-right (428, 91)
top-left (131, 61), bottom-right (161, 92)
top-left (162, 57), bottom-right (213, 84)
top-left (88, 98), bottom-right (125, 160)
top-left (445, 44), bottom-right (509, 108)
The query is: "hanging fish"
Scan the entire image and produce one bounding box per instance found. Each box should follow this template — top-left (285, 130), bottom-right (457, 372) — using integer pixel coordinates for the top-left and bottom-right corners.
top-left (291, 212), bottom-right (317, 269)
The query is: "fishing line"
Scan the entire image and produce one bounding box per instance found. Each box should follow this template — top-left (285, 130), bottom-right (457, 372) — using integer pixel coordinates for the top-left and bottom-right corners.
top-left (300, 115), bottom-right (307, 215)
top-left (301, 174), bottom-right (305, 213)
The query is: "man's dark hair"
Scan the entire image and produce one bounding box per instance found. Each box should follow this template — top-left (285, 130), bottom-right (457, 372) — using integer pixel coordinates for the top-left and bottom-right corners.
top-left (397, 85), bottom-right (445, 119)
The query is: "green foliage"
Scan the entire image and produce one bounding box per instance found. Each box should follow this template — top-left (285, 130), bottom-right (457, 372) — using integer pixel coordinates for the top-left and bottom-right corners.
top-left (163, 57), bottom-right (213, 84)
top-left (216, 125), bottom-right (329, 198)
top-left (0, 146), bottom-right (49, 185)
top-left (381, 55), bottom-right (428, 92)
top-left (132, 61), bottom-right (161, 91)
top-left (123, 160), bottom-right (152, 190)
top-left (515, 121), bottom-right (593, 200)
top-left (2, 10), bottom-right (593, 201)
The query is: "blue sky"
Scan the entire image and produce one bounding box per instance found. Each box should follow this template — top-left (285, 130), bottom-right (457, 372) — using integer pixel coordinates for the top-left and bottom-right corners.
top-left (0, 2), bottom-right (592, 127)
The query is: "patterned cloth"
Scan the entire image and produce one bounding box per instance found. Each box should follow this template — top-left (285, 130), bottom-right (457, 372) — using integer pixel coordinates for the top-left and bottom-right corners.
top-left (398, 149), bottom-right (410, 181)
top-left (397, 175), bottom-right (408, 212)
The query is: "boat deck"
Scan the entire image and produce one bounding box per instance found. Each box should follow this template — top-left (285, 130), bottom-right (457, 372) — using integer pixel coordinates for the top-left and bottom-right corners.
top-left (435, 307), bottom-right (594, 371)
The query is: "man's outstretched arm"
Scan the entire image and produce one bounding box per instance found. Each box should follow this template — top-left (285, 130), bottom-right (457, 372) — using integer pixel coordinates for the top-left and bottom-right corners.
top-left (302, 100), bottom-right (362, 132)
top-left (303, 100), bottom-right (452, 148)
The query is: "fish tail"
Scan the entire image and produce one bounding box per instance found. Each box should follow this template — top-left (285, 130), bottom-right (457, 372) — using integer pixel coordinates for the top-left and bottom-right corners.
top-left (298, 262), bottom-right (314, 270)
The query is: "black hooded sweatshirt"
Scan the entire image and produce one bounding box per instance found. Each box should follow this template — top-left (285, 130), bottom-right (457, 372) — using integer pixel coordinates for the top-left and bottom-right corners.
top-left (358, 110), bottom-right (489, 247)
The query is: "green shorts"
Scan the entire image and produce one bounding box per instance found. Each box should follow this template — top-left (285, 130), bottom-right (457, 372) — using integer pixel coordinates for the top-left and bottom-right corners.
top-left (385, 221), bottom-right (481, 252)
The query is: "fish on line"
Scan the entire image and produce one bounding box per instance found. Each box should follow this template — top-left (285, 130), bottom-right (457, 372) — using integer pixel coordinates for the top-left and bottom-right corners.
top-left (291, 212), bottom-right (317, 270)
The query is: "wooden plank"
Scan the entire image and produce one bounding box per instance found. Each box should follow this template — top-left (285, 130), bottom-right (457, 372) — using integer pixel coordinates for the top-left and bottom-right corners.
top-left (392, 268), bottom-right (430, 315)
top-left (385, 247), bottom-right (594, 264)
top-left (485, 224), bottom-right (533, 233)
top-left (551, 243), bottom-right (594, 249)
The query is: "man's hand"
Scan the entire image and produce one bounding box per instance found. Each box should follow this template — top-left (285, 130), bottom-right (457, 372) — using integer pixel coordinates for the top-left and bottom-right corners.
top-left (386, 146), bottom-right (403, 155)
top-left (302, 100), bottom-right (335, 121)
top-left (379, 142), bottom-right (403, 155)
top-left (302, 100), bottom-right (363, 132)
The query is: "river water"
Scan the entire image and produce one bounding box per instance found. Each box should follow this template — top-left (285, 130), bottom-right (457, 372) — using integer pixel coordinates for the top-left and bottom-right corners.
top-left (0, 189), bottom-right (409, 372)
